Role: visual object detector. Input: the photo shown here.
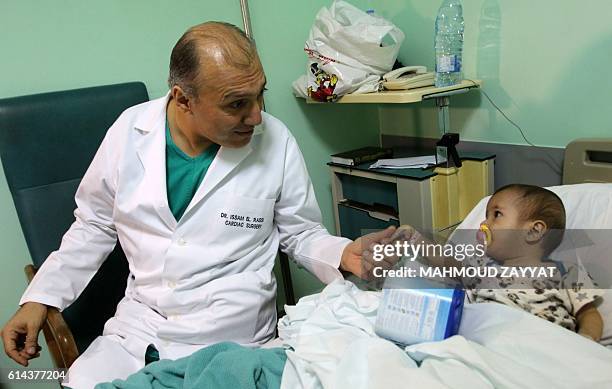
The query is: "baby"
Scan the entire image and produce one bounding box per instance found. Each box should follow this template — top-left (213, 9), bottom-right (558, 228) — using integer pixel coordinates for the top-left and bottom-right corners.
top-left (395, 184), bottom-right (604, 341)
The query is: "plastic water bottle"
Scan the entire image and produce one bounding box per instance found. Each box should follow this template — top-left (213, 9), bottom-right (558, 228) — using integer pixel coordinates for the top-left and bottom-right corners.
top-left (434, 0), bottom-right (464, 87)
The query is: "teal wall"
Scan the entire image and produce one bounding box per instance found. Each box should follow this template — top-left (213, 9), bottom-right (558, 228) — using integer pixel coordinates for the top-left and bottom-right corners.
top-left (365, 0), bottom-right (612, 146)
top-left (0, 1), bottom-right (244, 99)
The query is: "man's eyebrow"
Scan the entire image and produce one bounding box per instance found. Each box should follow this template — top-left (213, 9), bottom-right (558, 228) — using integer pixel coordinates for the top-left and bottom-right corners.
top-left (223, 81), bottom-right (267, 101)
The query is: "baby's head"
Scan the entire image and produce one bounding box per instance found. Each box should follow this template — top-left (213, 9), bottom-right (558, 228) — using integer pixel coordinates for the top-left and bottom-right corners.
top-left (479, 184), bottom-right (566, 261)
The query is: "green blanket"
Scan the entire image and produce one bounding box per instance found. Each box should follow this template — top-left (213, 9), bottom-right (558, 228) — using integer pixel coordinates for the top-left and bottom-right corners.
top-left (95, 342), bottom-right (287, 389)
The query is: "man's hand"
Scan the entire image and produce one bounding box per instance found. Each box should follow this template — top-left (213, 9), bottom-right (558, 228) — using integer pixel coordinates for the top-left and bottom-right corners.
top-left (340, 226), bottom-right (398, 279)
top-left (1, 302), bottom-right (47, 366)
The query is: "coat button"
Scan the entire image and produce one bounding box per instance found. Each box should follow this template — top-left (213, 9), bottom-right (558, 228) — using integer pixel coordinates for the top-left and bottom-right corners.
top-left (177, 238), bottom-right (187, 246)
top-left (167, 281), bottom-right (176, 288)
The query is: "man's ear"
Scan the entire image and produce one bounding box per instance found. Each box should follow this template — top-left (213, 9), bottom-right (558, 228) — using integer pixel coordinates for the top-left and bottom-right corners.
top-left (171, 86), bottom-right (192, 114)
top-left (526, 220), bottom-right (547, 243)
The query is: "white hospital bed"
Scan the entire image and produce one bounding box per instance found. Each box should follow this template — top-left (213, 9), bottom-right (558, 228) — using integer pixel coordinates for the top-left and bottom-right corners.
top-left (454, 182), bottom-right (612, 347)
top-left (453, 138), bottom-right (612, 346)
top-left (277, 139), bottom-right (612, 388)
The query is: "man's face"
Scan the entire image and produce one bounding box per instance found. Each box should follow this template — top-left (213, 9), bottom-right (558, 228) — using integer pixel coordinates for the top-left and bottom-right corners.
top-left (188, 61), bottom-right (266, 148)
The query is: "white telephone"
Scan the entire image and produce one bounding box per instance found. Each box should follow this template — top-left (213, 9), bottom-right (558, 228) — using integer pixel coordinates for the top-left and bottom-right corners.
top-left (382, 66), bottom-right (434, 90)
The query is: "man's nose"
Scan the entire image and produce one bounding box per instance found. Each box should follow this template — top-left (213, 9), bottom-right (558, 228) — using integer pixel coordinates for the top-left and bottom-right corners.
top-left (243, 101), bottom-right (262, 126)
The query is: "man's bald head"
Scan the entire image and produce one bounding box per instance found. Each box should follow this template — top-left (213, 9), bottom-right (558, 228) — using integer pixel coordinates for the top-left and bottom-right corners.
top-left (168, 21), bottom-right (260, 97)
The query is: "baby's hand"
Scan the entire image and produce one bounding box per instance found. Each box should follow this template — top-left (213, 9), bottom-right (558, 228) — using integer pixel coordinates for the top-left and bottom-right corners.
top-left (578, 330), bottom-right (600, 342)
top-left (576, 303), bottom-right (603, 342)
top-left (386, 225), bottom-right (421, 245)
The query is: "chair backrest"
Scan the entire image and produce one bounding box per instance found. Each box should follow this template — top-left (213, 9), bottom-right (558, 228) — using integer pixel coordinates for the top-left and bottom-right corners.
top-left (0, 83), bottom-right (149, 353)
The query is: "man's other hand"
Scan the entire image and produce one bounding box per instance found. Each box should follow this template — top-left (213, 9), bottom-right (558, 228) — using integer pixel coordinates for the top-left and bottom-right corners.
top-left (1, 302), bottom-right (47, 366)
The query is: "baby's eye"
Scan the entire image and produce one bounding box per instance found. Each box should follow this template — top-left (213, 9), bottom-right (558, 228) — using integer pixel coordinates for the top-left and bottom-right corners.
top-left (494, 210), bottom-right (502, 217)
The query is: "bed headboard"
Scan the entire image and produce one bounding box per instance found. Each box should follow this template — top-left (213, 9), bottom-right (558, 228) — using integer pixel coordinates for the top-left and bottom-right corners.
top-left (563, 138), bottom-right (612, 184)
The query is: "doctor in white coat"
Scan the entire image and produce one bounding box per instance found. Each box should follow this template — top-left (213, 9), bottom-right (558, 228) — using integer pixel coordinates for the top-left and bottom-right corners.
top-left (1, 22), bottom-right (396, 388)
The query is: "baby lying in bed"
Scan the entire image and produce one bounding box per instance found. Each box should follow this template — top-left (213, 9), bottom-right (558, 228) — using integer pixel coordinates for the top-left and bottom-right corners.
top-left (396, 184), bottom-right (604, 341)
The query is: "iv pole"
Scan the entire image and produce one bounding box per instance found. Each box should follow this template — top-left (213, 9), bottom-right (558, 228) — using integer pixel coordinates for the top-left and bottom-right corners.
top-left (239, 0), bottom-right (253, 38)
top-left (239, 0), bottom-right (265, 113)
top-left (239, 0), bottom-right (295, 306)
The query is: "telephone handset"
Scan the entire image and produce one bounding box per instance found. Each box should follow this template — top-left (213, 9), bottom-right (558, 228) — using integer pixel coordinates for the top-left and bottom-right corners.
top-left (382, 66), bottom-right (435, 90)
top-left (383, 66), bottom-right (427, 80)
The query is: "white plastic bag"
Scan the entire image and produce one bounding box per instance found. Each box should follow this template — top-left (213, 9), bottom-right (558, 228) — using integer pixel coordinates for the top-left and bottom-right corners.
top-left (298, 0), bottom-right (405, 102)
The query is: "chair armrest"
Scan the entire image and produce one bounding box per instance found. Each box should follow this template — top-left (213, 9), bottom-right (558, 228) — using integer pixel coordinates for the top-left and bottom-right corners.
top-left (24, 265), bottom-right (79, 369)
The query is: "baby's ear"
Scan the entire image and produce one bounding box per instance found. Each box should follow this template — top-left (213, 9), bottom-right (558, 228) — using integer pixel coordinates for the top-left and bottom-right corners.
top-left (526, 220), bottom-right (547, 243)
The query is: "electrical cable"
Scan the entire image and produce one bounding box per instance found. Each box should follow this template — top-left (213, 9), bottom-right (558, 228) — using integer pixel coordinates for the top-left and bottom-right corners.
top-left (465, 79), bottom-right (563, 176)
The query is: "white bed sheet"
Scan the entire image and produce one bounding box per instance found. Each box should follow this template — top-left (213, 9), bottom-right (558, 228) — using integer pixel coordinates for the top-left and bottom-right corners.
top-left (278, 280), bottom-right (612, 389)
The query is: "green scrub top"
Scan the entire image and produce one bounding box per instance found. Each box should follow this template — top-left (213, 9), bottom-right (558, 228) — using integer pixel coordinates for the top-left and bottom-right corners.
top-left (165, 121), bottom-right (220, 221)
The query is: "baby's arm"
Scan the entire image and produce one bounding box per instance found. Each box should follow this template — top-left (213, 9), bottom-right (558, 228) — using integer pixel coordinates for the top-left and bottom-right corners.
top-left (390, 225), bottom-right (460, 269)
top-left (576, 303), bottom-right (603, 341)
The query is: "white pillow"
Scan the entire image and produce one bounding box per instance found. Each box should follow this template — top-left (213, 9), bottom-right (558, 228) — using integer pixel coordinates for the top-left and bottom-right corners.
top-left (452, 183), bottom-right (612, 344)
top-left (455, 183), bottom-right (612, 233)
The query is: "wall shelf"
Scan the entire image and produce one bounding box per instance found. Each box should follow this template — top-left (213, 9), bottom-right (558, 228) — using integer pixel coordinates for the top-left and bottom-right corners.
top-left (308, 79), bottom-right (481, 104)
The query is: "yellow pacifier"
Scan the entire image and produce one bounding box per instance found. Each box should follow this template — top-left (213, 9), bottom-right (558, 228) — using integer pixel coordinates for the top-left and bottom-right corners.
top-left (478, 224), bottom-right (492, 245)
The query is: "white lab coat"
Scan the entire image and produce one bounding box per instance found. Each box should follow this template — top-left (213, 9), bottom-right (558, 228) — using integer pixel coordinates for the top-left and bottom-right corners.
top-left (20, 94), bottom-right (350, 360)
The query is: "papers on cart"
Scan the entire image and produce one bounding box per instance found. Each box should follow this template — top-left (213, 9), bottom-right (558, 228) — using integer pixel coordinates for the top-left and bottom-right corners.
top-left (369, 155), bottom-right (441, 169)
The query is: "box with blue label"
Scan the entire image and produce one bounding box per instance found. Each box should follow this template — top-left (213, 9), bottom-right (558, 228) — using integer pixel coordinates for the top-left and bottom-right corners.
top-left (375, 288), bottom-right (465, 346)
